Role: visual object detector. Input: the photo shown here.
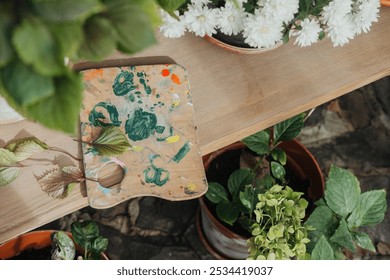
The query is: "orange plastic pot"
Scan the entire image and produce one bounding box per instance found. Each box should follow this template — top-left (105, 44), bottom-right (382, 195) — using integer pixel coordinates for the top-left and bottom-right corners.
top-left (197, 140), bottom-right (325, 259)
top-left (0, 230), bottom-right (109, 260)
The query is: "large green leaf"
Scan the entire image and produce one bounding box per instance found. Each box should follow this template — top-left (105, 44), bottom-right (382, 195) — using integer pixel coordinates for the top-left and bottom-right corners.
top-left (242, 130), bottom-right (270, 155)
top-left (273, 113), bottom-right (305, 144)
top-left (23, 72), bottom-right (83, 134)
top-left (49, 21), bottom-right (84, 59)
top-left (330, 219), bottom-right (355, 252)
top-left (12, 18), bottom-right (65, 76)
top-left (305, 205), bottom-right (339, 253)
top-left (271, 161), bottom-right (286, 182)
top-left (271, 148), bottom-right (287, 165)
top-left (240, 185), bottom-right (262, 213)
top-left (90, 236), bottom-right (108, 259)
top-left (78, 16), bottom-right (117, 61)
top-left (32, 0), bottom-right (102, 22)
top-left (104, 0), bottom-right (157, 54)
top-left (347, 190), bottom-right (387, 227)
top-left (71, 221), bottom-right (99, 250)
top-left (156, 0), bottom-right (185, 12)
top-left (89, 126), bottom-right (132, 156)
top-left (325, 165), bottom-right (360, 218)
top-left (205, 182), bottom-right (229, 204)
top-left (0, 10), bottom-right (13, 67)
top-left (311, 235), bottom-right (334, 260)
top-left (1, 61), bottom-right (55, 107)
top-left (227, 168), bottom-right (255, 200)
top-left (216, 202), bottom-right (240, 226)
top-left (136, 0), bottom-right (162, 26)
top-left (51, 231), bottom-right (76, 260)
top-left (352, 231), bottom-right (376, 252)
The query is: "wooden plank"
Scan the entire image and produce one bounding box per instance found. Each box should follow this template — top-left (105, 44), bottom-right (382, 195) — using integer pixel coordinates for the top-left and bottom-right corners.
top-left (1, 8), bottom-right (390, 244)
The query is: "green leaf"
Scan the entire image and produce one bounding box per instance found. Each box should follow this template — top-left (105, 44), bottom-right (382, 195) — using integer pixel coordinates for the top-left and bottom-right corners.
top-left (216, 202), bottom-right (240, 226)
top-left (156, 0), bottom-right (185, 12)
top-left (12, 18), bottom-right (65, 76)
top-left (90, 236), bottom-right (108, 259)
top-left (255, 174), bottom-right (275, 190)
top-left (104, 0), bottom-right (157, 54)
top-left (0, 11), bottom-right (13, 67)
top-left (271, 161), bottom-right (286, 182)
top-left (90, 126), bottom-right (132, 156)
top-left (1, 61), bottom-right (55, 107)
top-left (227, 168), bottom-right (255, 200)
top-left (51, 231), bottom-right (76, 260)
top-left (205, 182), bottom-right (229, 204)
top-left (325, 165), bottom-right (360, 218)
top-left (32, 0), bottom-right (102, 22)
top-left (78, 16), bottom-right (117, 61)
top-left (240, 185), bottom-right (262, 213)
top-left (273, 113), bottom-right (305, 144)
top-left (242, 130), bottom-right (270, 155)
top-left (0, 148), bottom-right (18, 167)
top-left (271, 148), bottom-right (287, 165)
top-left (71, 221), bottom-right (99, 250)
top-left (5, 137), bottom-right (49, 161)
top-left (330, 219), bottom-right (355, 252)
top-left (347, 190), bottom-right (387, 227)
top-left (311, 235), bottom-right (334, 260)
top-left (23, 72), bottom-right (83, 134)
top-left (135, 0), bottom-right (162, 27)
top-left (0, 167), bottom-right (20, 187)
top-left (352, 231), bottom-right (376, 252)
top-left (49, 21), bottom-right (83, 59)
top-left (305, 205), bottom-right (339, 253)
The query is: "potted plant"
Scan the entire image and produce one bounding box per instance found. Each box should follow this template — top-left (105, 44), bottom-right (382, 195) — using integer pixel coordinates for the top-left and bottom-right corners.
top-left (197, 113), bottom-right (325, 259)
top-left (0, 0), bottom-right (187, 133)
top-left (0, 220), bottom-right (109, 260)
top-left (159, 0), bottom-right (382, 52)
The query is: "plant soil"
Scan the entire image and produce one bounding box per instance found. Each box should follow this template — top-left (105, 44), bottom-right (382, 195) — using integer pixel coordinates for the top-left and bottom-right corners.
top-left (8, 247), bottom-right (52, 260)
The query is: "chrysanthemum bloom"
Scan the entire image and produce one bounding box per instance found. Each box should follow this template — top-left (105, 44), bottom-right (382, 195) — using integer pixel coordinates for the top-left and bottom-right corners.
top-left (184, 4), bottom-right (218, 37)
top-left (294, 18), bottom-right (323, 47)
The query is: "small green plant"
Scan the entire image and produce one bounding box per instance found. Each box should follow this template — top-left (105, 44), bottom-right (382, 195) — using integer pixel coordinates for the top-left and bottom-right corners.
top-left (51, 220), bottom-right (108, 260)
top-left (305, 165), bottom-right (387, 260)
top-left (247, 185), bottom-right (310, 260)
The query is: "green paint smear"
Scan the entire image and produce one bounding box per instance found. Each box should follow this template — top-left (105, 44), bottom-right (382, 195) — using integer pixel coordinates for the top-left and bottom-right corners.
top-left (171, 141), bottom-right (191, 163)
top-left (137, 71), bottom-right (152, 95)
top-left (128, 93), bottom-right (135, 102)
top-left (112, 71), bottom-right (137, 96)
top-left (88, 102), bottom-right (121, 127)
top-left (155, 125), bottom-right (165, 134)
top-left (125, 108), bottom-right (157, 141)
top-left (143, 155), bottom-right (169, 187)
top-left (156, 126), bottom-right (173, 142)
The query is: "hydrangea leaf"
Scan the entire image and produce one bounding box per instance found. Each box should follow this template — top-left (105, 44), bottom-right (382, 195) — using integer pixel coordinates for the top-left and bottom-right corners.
top-left (273, 113), bottom-right (305, 144)
top-left (347, 190), bottom-right (387, 227)
top-left (330, 219), bottom-right (355, 252)
top-left (311, 235), bottom-right (334, 260)
top-left (325, 165), bottom-right (360, 218)
top-left (227, 168), bottom-right (255, 199)
top-left (352, 231), bottom-right (376, 252)
top-left (0, 167), bottom-right (20, 187)
top-left (5, 137), bottom-right (49, 161)
top-left (216, 202), bottom-right (240, 226)
top-left (271, 161), bottom-right (286, 182)
top-left (242, 130), bottom-right (270, 155)
top-left (205, 182), bottom-right (229, 204)
top-left (89, 126), bottom-right (132, 156)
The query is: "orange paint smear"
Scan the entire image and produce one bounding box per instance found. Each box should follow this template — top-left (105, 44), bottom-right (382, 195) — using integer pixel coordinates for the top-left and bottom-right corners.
top-left (161, 69), bottom-right (170, 77)
top-left (171, 73), bottom-right (181, 84)
top-left (83, 69), bottom-right (104, 81)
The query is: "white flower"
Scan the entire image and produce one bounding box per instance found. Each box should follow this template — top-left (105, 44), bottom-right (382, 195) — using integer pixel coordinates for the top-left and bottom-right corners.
top-left (217, 3), bottom-right (247, 35)
top-left (159, 10), bottom-right (186, 39)
top-left (353, 0), bottom-right (380, 34)
top-left (184, 4), bottom-right (218, 37)
top-left (243, 9), bottom-right (284, 48)
top-left (294, 18), bottom-right (323, 47)
top-left (322, 0), bottom-right (353, 25)
top-left (191, 0), bottom-right (211, 6)
top-left (261, 0), bottom-right (299, 23)
top-left (326, 14), bottom-right (356, 47)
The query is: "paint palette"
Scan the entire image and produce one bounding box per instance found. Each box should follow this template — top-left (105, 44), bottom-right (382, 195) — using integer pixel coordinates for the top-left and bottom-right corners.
top-left (80, 64), bottom-right (207, 209)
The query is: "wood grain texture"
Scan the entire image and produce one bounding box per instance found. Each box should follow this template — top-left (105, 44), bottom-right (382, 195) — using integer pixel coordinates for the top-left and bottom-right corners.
top-left (1, 8), bottom-right (390, 244)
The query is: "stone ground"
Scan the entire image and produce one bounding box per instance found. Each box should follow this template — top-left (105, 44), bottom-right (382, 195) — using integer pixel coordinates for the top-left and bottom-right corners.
top-left (40, 77), bottom-right (390, 260)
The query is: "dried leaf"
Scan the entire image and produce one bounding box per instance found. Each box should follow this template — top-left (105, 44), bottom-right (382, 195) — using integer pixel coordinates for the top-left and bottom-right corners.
top-left (37, 166), bottom-right (84, 199)
top-left (0, 148), bottom-right (18, 167)
top-left (89, 126), bottom-right (131, 156)
top-left (5, 137), bottom-right (49, 161)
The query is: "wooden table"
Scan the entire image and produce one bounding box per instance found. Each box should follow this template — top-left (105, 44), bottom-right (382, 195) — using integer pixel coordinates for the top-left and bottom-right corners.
top-left (1, 8), bottom-right (390, 244)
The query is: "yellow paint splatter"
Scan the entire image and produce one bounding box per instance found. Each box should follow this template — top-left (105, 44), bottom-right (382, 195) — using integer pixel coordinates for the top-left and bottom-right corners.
top-left (130, 146), bottom-right (144, 152)
top-left (172, 94), bottom-right (180, 107)
top-left (185, 183), bottom-right (198, 194)
top-left (166, 135), bottom-right (180, 143)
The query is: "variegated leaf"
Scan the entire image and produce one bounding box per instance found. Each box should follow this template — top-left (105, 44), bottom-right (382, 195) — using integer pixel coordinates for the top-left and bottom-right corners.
top-left (89, 126), bottom-right (131, 156)
top-left (5, 137), bottom-right (49, 161)
top-left (0, 148), bottom-right (18, 167)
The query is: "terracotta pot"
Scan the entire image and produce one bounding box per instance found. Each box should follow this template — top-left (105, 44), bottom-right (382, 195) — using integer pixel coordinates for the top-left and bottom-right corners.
top-left (197, 140), bottom-right (324, 259)
top-left (0, 230), bottom-right (109, 260)
top-left (381, 0), bottom-right (390, 6)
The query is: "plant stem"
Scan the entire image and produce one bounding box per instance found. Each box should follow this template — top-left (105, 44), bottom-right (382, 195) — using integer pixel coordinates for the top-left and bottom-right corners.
top-left (48, 147), bottom-right (81, 161)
